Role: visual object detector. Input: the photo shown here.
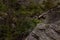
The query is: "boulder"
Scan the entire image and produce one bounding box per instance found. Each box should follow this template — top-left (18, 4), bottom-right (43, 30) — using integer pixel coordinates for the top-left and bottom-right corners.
top-left (25, 5), bottom-right (60, 40)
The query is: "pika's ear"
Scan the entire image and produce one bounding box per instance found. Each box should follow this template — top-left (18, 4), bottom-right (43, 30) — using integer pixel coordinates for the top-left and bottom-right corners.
top-left (38, 12), bottom-right (47, 20)
top-left (38, 15), bottom-right (46, 19)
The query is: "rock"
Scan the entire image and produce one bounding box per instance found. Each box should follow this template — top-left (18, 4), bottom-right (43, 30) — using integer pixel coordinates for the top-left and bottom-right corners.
top-left (25, 5), bottom-right (60, 40)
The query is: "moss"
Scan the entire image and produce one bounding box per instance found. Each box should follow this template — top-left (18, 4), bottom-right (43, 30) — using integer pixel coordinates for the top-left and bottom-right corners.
top-left (0, 3), bottom-right (8, 12)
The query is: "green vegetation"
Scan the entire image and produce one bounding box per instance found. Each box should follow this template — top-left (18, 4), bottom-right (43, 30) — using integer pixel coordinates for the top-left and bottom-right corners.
top-left (0, 0), bottom-right (58, 40)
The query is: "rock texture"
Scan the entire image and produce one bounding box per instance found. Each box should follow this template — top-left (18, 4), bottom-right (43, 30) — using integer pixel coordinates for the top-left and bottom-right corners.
top-left (25, 5), bottom-right (60, 40)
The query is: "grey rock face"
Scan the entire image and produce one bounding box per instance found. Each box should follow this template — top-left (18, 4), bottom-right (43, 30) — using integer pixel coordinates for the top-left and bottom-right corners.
top-left (25, 5), bottom-right (60, 40)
